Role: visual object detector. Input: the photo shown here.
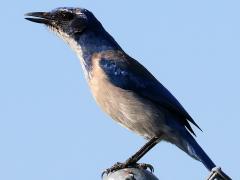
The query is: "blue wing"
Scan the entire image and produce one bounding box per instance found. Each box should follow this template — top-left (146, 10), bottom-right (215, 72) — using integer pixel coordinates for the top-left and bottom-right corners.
top-left (99, 56), bottom-right (201, 135)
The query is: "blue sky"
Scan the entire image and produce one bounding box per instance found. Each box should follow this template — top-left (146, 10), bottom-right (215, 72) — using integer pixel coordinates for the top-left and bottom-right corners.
top-left (0, 1), bottom-right (239, 179)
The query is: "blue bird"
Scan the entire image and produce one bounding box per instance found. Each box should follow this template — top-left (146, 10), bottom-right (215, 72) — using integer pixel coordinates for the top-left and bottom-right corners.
top-left (25, 7), bottom-right (231, 179)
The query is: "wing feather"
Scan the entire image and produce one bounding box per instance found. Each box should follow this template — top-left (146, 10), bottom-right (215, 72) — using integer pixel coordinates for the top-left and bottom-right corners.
top-left (99, 56), bottom-right (201, 135)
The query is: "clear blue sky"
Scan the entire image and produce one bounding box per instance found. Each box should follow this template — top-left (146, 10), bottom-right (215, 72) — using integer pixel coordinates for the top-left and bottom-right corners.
top-left (0, 1), bottom-right (239, 179)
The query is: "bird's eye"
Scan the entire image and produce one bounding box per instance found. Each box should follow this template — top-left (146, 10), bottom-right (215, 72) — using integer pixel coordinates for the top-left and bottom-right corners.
top-left (59, 12), bottom-right (74, 21)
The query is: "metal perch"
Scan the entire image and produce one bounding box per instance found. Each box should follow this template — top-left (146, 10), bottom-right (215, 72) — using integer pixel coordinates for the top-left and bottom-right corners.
top-left (102, 168), bottom-right (159, 180)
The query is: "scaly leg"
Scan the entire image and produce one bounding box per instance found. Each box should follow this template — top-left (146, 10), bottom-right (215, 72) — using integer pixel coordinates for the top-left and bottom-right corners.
top-left (102, 136), bottom-right (160, 176)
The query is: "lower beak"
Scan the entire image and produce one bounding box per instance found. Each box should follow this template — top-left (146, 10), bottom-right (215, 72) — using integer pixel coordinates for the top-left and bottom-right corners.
top-left (25, 12), bottom-right (51, 24)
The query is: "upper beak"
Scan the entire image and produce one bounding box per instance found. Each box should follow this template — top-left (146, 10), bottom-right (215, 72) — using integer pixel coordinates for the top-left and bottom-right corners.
top-left (25, 12), bottom-right (52, 24)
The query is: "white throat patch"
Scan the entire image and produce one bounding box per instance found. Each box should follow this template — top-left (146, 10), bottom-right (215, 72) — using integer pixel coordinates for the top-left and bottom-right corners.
top-left (47, 26), bottom-right (91, 79)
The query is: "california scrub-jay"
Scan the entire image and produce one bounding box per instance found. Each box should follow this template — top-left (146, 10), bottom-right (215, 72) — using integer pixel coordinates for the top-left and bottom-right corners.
top-left (25, 7), bottom-right (231, 179)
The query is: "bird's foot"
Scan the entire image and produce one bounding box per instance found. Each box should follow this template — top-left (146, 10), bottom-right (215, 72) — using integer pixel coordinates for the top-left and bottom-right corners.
top-left (102, 162), bottom-right (154, 177)
top-left (134, 162), bottom-right (154, 172)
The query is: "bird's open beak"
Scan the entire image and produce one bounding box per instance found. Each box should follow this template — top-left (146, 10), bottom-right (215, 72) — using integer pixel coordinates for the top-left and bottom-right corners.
top-left (25, 12), bottom-right (52, 25)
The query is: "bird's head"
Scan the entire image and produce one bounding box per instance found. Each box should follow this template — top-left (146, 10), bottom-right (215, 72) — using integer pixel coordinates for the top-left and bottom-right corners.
top-left (25, 7), bottom-right (101, 38)
top-left (25, 7), bottom-right (122, 77)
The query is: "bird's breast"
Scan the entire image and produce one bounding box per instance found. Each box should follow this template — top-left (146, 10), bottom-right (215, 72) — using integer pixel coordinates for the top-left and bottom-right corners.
top-left (88, 53), bottom-right (167, 138)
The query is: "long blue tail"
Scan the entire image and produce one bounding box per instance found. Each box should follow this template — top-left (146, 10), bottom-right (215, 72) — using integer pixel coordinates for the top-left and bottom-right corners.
top-left (173, 131), bottom-right (216, 171)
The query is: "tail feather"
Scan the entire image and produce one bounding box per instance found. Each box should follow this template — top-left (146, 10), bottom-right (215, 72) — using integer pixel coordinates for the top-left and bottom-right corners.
top-left (173, 132), bottom-right (216, 171)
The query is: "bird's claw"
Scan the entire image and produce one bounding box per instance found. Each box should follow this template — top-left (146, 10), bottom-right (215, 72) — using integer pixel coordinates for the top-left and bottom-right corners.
top-left (136, 162), bottom-right (154, 172)
top-left (102, 162), bottom-right (124, 177)
top-left (102, 162), bottom-right (154, 177)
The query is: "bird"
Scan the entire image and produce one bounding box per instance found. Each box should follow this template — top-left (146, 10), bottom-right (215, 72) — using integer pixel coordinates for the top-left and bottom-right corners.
top-left (25, 7), bottom-right (231, 179)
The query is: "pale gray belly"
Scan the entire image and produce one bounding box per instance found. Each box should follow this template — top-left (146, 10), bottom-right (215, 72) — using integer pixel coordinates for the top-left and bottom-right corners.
top-left (89, 80), bottom-right (170, 139)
